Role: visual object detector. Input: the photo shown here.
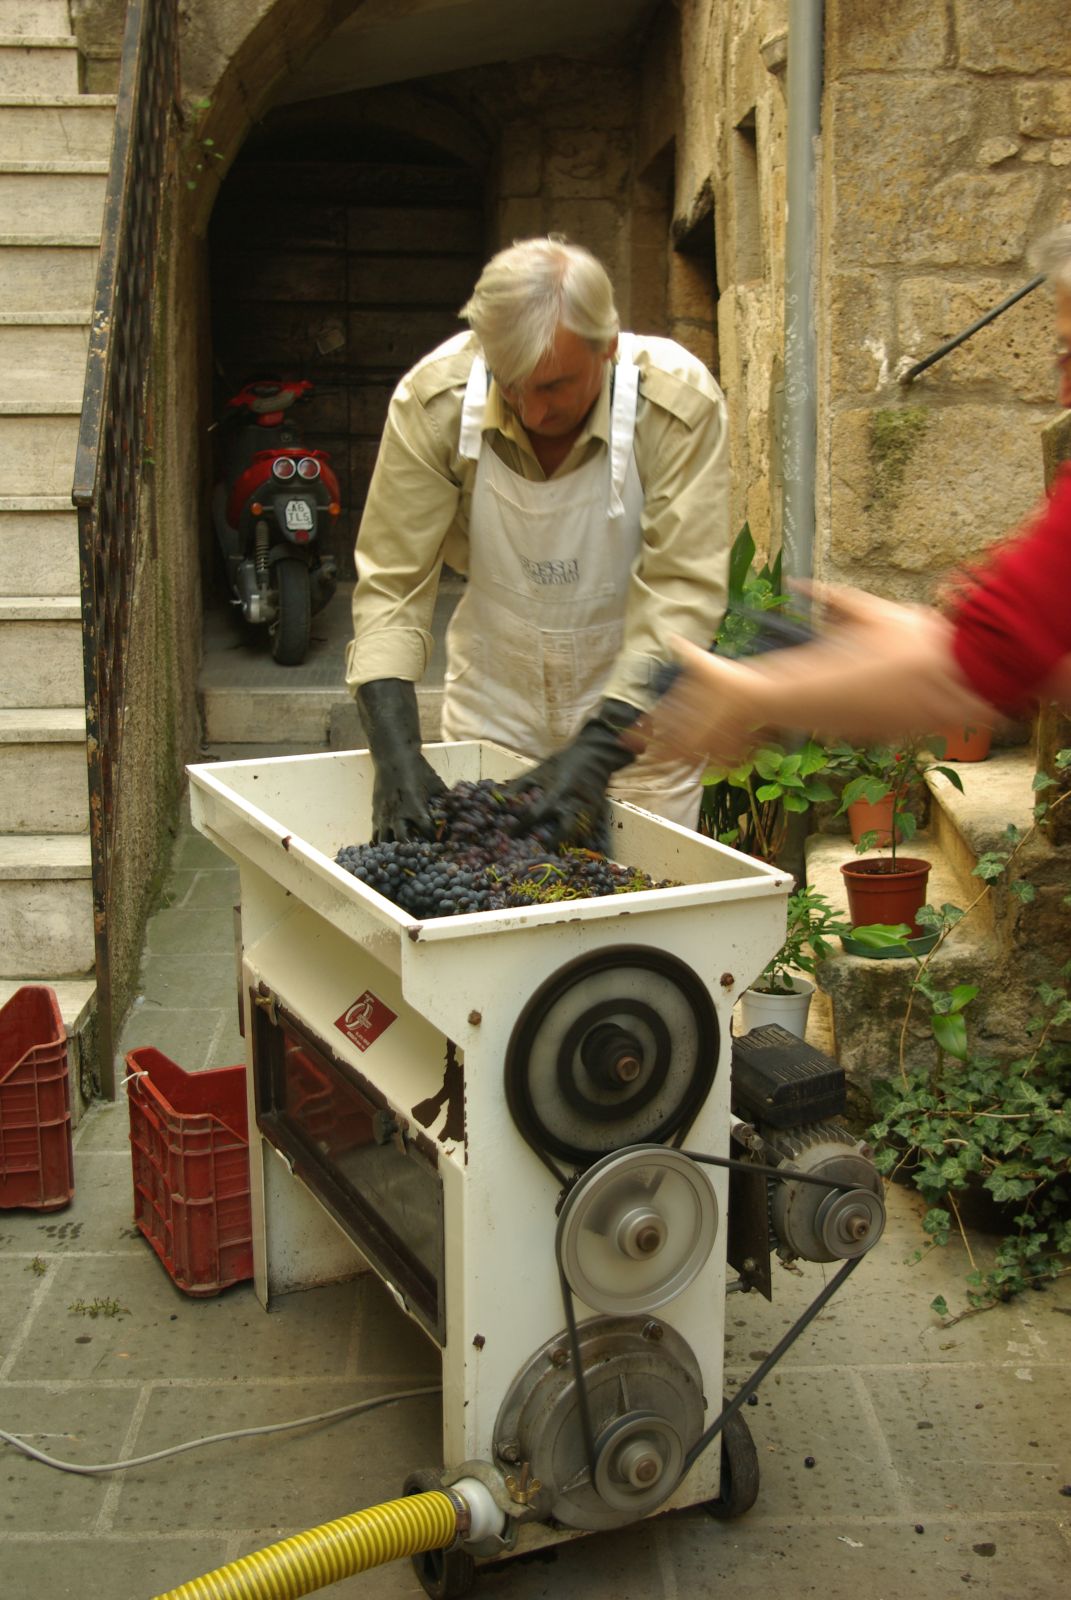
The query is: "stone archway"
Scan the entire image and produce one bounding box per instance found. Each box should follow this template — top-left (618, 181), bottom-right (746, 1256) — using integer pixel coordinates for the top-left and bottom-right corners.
top-left (206, 86), bottom-right (491, 583)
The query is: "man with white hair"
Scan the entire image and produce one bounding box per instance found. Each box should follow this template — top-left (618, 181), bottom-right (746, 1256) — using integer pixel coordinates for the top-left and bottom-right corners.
top-left (345, 235), bottom-right (730, 843)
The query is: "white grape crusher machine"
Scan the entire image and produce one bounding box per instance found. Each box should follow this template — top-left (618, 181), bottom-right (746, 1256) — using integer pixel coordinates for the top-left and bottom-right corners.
top-left (188, 740), bottom-right (885, 1598)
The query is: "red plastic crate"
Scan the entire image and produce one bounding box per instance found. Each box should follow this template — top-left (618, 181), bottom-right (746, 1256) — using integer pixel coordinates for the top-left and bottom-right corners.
top-left (126, 1048), bottom-right (253, 1296)
top-left (0, 985), bottom-right (74, 1211)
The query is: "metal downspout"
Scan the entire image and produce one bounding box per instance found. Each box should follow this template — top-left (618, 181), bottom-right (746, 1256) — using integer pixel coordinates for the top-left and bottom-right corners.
top-left (781, 0), bottom-right (824, 587)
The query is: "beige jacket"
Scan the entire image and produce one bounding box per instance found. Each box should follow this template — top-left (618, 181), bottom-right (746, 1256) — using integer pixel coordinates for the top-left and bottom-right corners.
top-left (345, 330), bottom-right (731, 710)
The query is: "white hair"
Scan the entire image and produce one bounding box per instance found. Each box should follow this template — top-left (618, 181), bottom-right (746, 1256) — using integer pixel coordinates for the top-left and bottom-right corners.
top-left (459, 236), bottom-right (620, 388)
top-left (1031, 223), bottom-right (1071, 293)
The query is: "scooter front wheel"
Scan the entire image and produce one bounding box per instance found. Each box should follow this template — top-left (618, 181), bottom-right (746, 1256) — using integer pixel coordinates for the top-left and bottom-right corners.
top-left (271, 557), bottom-right (312, 666)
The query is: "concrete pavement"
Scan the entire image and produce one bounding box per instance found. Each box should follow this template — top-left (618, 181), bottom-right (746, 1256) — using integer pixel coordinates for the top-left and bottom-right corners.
top-left (1, 792), bottom-right (1069, 1599)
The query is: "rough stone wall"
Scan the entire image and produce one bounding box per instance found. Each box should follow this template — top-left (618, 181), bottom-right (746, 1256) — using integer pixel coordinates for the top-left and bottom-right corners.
top-left (99, 182), bottom-right (207, 1039)
top-left (819, 0), bottom-right (1071, 602)
top-left (674, 0), bottom-right (789, 550)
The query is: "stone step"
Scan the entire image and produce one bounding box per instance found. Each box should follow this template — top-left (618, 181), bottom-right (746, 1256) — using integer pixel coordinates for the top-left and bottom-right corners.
top-left (0, 831), bottom-right (93, 977)
top-left (925, 746), bottom-right (1038, 914)
top-left (0, 500), bottom-right (79, 595)
top-left (805, 829), bottom-right (1001, 1114)
top-left (0, 976), bottom-right (95, 1033)
top-left (0, 3), bottom-right (72, 36)
top-left (0, 37), bottom-right (79, 96)
top-left (0, 411), bottom-right (81, 494)
top-left (0, 594), bottom-right (83, 707)
top-left (0, 168), bottom-right (106, 235)
top-left (0, 319), bottom-right (89, 405)
top-left (0, 240), bottom-right (98, 312)
top-left (0, 96), bottom-right (115, 161)
top-left (0, 706), bottom-right (87, 832)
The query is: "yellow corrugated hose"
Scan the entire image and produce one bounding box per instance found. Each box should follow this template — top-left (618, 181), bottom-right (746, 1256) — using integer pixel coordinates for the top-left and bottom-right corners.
top-left (151, 1489), bottom-right (459, 1600)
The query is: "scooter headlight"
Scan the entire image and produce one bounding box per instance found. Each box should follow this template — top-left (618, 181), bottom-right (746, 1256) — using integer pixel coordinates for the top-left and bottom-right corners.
top-left (297, 457), bottom-right (321, 480)
top-left (272, 456), bottom-right (297, 481)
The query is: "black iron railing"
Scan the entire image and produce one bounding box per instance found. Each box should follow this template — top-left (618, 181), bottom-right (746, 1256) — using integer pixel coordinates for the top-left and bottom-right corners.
top-left (72, 0), bottom-right (180, 1096)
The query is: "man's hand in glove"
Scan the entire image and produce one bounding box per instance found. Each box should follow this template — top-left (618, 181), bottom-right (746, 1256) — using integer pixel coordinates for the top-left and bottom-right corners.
top-left (505, 700), bottom-right (641, 847)
top-left (356, 678), bottom-right (446, 842)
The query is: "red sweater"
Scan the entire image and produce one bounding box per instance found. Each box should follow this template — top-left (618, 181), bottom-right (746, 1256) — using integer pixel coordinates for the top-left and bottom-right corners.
top-left (950, 464), bottom-right (1071, 713)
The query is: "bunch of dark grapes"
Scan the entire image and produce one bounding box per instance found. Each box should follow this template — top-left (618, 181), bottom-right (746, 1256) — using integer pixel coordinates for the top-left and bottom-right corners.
top-left (335, 779), bottom-right (673, 920)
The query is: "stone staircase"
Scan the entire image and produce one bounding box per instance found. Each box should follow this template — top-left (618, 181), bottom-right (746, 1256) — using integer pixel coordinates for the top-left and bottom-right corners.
top-left (806, 744), bottom-right (1040, 1118)
top-left (0, 0), bottom-right (115, 1079)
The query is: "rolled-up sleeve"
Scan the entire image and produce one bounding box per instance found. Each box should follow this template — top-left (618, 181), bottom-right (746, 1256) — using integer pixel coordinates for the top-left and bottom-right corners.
top-left (603, 348), bottom-right (731, 708)
top-left (949, 466), bottom-right (1071, 712)
top-left (345, 353), bottom-right (469, 692)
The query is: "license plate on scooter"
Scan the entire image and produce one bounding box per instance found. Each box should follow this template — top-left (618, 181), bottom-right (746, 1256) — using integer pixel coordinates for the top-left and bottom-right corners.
top-left (284, 498), bottom-right (314, 532)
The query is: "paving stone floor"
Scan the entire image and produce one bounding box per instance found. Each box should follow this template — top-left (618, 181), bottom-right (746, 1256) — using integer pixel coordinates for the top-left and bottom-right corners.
top-left (2, 795), bottom-right (1070, 1599)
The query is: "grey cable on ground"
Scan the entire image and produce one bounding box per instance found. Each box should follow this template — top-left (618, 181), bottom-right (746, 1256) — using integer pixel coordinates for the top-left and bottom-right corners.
top-left (0, 1385), bottom-right (441, 1477)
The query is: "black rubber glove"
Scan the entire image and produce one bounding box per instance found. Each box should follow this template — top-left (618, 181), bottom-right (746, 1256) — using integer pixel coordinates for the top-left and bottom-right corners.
top-left (356, 678), bottom-right (446, 842)
top-left (505, 699), bottom-right (642, 846)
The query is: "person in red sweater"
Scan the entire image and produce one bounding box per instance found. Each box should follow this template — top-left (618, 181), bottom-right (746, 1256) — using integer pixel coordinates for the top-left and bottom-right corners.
top-left (646, 227), bottom-right (1071, 767)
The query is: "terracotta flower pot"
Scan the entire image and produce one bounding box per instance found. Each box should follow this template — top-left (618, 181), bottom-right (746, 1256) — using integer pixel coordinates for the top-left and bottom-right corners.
top-left (840, 856), bottom-right (931, 938)
top-left (935, 724), bottom-right (992, 762)
top-left (846, 795), bottom-right (899, 848)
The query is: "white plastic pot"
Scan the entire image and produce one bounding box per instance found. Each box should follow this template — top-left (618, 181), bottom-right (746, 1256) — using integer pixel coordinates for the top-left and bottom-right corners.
top-left (736, 975), bottom-right (815, 1040)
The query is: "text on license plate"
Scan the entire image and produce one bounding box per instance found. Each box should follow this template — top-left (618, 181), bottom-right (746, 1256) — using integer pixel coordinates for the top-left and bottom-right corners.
top-left (284, 499), bottom-right (314, 531)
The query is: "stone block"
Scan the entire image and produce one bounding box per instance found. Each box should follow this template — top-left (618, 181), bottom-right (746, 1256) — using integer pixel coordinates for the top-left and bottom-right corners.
top-left (0, 244), bottom-right (98, 315)
top-left (0, 510), bottom-right (78, 596)
top-left (1051, 141), bottom-right (1071, 168)
top-left (828, 271), bottom-right (893, 396)
top-left (977, 136), bottom-right (1019, 166)
top-left (0, 616), bottom-right (83, 707)
top-left (0, 41), bottom-right (78, 95)
top-left (0, 874), bottom-right (93, 975)
top-left (495, 196), bottom-right (544, 249)
top-left (829, 81), bottom-right (975, 265)
top-left (497, 121), bottom-right (541, 198)
top-left (543, 128), bottom-right (630, 201)
top-left (828, 404), bottom-right (1046, 579)
top-left (896, 275), bottom-right (1056, 403)
top-left (0, 171), bottom-right (105, 238)
top-left (545, 200), bottom-right (625, 280)
top-left (956, 0), bottom-right (1071, 74)
top-left (1017, 82), bottom-right (1071, 139)
top-left (827, 0), bottom-right (951, 73)
top-left (667, 247), bottom-right (717, 324)
top-left (0, 739), bottom-right (87, 833)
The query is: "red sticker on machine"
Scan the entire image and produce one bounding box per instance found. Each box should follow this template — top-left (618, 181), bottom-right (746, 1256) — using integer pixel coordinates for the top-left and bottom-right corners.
top-left (334, 991), bottom-right (397, 1052)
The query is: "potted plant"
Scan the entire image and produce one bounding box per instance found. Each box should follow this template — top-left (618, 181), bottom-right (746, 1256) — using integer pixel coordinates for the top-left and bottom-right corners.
top-left (699, 525), bottom-right (835, 862)
top-left (835, 737), bottom-right (964, 937)
top-left (738, 886), bottom-right (850, 1038)
top-left (931, 722), bottom-right (993, 762)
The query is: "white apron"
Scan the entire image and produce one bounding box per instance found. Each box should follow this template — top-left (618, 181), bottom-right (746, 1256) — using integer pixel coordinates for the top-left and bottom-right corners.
top-left (441, 336), bottom-right (704, 828)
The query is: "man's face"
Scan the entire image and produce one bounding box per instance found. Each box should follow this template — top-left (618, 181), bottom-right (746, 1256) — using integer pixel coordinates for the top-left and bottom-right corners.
top-left (496, 327), bottom-right (617, 439)
top-left (1057, 286), bottom-right (1071, 410)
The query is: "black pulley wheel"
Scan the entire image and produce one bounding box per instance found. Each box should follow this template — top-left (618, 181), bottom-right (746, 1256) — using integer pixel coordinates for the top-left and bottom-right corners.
top-left (271, 557), bottom-right (312, 665)
top-left (403, 1469), bottom-right (477, 1599)
top-left (702, 1405), bottom-right (760, 1520)
top-left (505, 946), bottom-right (718, 1166)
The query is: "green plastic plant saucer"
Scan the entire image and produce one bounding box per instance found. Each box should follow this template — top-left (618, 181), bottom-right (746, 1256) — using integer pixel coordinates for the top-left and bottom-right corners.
top-left (840, 928), bottom-right (939, 959)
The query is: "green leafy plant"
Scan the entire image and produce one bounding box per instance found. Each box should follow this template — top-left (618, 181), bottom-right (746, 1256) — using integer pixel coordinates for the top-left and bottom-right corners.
top-left (699, 525), bottom-right (833, 860)
top-left (753, 886), bottom-right (851, 996)
top-left (828, 736), bottom-right (964, 867)
top-left (702, 739), bottom-right (836, 862)
top-left (858, 750), bottom-right (1071, 1318)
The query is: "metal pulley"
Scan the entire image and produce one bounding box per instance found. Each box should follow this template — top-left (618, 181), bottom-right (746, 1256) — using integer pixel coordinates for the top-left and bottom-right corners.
top-left (504, 946), bottom-right (718, 1165)
top-left (493, 1316), bottom-right (704, 1531)
top-left (556, 1145), bottom-right (718, 1314)
top-left (764, 1122), bottom-right (886, 1263)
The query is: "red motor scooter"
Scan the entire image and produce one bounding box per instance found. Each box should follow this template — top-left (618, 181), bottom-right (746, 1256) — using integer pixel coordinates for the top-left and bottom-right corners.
top-left (211, 378), bottom-right (340, 665)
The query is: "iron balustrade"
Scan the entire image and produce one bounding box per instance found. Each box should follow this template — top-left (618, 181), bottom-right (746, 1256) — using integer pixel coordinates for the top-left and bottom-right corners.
top-left (72, 0), bottom-right (180, 1096)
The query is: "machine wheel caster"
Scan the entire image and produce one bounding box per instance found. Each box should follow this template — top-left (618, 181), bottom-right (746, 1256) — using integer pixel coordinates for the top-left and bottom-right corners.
top-left (702, 1405), bottom-right (760, 1520)
top-left (404, 1469), bottom-right (477, 1600)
